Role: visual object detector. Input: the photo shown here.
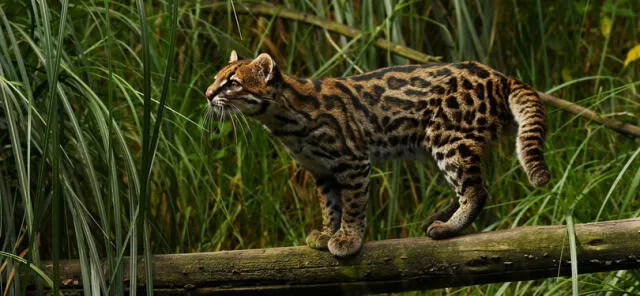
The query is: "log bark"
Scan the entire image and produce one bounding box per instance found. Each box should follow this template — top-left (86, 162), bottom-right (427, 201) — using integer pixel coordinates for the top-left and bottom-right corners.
top-left (39, 218), bottom-right (640, 295)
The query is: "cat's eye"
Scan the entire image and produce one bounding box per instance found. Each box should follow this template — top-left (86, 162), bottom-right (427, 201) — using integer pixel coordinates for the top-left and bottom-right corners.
top-left (228, 80), bottom-right (241, 88)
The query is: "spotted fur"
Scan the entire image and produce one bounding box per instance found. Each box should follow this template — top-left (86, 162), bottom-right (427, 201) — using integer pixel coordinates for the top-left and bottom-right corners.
top-left (206, 51), bottom-right (550, 257)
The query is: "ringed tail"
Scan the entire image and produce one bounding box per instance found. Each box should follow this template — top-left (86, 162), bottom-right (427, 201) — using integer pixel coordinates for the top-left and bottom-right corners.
top-left (507, 78), bottom-right (550, 186)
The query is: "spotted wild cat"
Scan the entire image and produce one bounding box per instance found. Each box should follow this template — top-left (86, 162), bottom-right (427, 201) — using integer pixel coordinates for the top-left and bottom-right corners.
top-left (205, 51), bottom-right (549, 257)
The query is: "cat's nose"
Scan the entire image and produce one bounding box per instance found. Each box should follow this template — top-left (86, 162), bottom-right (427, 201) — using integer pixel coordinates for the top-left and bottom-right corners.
top-left (205, 89), bottom-right (214, 100)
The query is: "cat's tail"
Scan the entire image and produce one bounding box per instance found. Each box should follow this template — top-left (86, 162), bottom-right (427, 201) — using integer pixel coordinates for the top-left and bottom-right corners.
top-left (507, 78), bottom-right (550, 187)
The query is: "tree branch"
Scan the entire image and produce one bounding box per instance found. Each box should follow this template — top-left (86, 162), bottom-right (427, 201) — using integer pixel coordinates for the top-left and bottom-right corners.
top-left (200, 2), bottom-right (640, 138)
top-left (537, 92), bottom-right (640, 137)
top-left (37, 218), bottom-right (640, 294)
top-left (203, 3), bottom-right (441, 63)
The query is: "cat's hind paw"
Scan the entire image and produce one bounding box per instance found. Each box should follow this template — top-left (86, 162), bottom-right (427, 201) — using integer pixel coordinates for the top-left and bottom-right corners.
top-left (425, 220), bottom-right (458, 239)
top-left (421, 214), bottom-right (442, 232)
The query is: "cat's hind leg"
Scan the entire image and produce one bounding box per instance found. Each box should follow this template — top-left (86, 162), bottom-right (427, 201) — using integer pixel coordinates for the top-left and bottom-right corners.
top-left (425, 136), bottom-right (488, 239)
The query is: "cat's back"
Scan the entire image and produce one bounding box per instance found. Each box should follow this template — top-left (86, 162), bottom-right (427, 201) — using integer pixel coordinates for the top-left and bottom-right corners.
top-left (340, 62), bottom-right (513, 131)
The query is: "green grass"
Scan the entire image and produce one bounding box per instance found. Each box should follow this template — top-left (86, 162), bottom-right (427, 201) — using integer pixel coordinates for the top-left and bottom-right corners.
top-left (1, 0), bottom-right (639, 295)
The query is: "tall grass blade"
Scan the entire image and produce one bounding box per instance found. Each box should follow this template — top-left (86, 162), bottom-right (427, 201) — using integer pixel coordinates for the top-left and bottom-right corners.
top-left (149, 0), bottom-right (179, 179)
top-left (595, 147), bottom-right (640, 221)
top-left (0, 252), bottom-right (58, 294)
top-left (135, 0), bottom-right (152, 293)
top-left (100, 0), bottom-right (125, 293)
top-left (535, 0), bottom-right (550, 89)
top-left (565, 215), bottom-right (579, 296)
top-left (50, 3), bottom-right (69, 294)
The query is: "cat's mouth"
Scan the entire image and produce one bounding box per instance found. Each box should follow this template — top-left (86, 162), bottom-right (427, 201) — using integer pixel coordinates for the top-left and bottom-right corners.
top-left (205, 96), bottom-right (249, 133)
top-left (209, 96), bottom-right (227, 107)
top-left (204, 95), bottom-right (252, 139)
top-left (208, 96), bottom-right (241, 113)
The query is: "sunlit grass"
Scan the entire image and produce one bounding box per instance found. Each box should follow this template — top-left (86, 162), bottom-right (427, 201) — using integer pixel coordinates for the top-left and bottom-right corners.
top-left (1, 1), bottom-right (638, 295)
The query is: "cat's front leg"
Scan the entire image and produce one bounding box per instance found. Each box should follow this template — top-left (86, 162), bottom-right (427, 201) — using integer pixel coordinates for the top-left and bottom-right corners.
top-left (306, 176), bottom-right (341, 250)
top-left (327, 160), bottom-right (371, 257)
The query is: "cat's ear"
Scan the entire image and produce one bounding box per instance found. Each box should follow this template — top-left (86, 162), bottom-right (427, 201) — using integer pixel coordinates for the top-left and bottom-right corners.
top-left (229, 50), bottom-right (241, 63)
top-left (250, 53), bottom-right (278, 83)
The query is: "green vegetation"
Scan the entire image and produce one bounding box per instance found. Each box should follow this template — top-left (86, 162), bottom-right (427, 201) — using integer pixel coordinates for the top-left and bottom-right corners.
top-left (1, 0), bottom-right (638, 295)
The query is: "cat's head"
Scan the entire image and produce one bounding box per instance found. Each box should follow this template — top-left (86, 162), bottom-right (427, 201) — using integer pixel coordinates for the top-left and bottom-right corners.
top-left (205, 51), bottom-right (280, 116)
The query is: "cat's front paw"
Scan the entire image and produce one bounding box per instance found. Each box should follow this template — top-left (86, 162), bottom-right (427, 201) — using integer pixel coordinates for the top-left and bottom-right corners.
top-left (328, 230), bottom-right (363, 257)
top-left (306, 229), bottom-right (331, 250)
top-left (425, 220), bottom-right (458, 239)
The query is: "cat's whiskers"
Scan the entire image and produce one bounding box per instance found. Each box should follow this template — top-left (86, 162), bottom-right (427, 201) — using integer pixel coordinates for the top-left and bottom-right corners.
top-left (238, 113), bottom-right (253, 140)
top-left (229, 112), bottom-right (239, 144)
top-left (230, 105), bottom-right (253, 140)
top-left (215, 105), bottom-right (226, 142)
top-left (224, 103), bottom-right (250, 145)
top-left (203, 106), bottom-right (216, 134)
top-left (227, 108), bottom-right (240, 146)
top-left (201, 108), bottom-right (211, 146)
top-left (232, 112), bottom-right (250, 145)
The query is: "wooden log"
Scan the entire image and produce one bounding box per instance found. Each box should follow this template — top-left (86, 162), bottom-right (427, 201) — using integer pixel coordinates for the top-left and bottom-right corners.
top-left (37, 218), bottom-right (640, 295)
